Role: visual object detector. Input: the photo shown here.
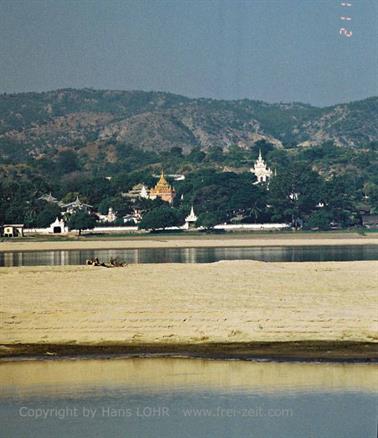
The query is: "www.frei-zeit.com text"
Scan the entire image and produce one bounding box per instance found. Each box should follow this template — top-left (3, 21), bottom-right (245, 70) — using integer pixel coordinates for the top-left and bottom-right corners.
top-left (18, 405), bottom-right (294, 420)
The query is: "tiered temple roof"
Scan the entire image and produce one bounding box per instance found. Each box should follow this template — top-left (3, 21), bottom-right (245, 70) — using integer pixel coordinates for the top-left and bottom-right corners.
top-left (149, 171), bottom-right (176, 203)
top-left (125, 184), bottom-right (150, 200)
top-left (38, 193), bottom-right (58, 204)
top-left (62, 196), bottom-right (93, 213)
top-left (250, 150), bottom-right (273, 184)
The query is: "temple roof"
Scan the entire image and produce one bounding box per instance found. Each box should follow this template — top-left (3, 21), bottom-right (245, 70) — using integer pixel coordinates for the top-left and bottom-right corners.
top-left (62, 196), bottom-right (92, 209)
top-left (151, 171), bottom-right (174, 193)
top-left (38, 193), bottom-right (58, 203)
top-left (251, 150), bottom-right (272, 174)
top-left (130, 183), bottom-right (146, 191)
top-left (125, 183), bottom-right (149, 199)
top-left (156, 171), bottom-right (169, 186)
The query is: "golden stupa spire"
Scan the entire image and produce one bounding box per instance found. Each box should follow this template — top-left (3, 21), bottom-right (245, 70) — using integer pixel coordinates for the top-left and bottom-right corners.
top-left (154, 169), bottom-right (170, 190)
top-left (158, 169), bottom-right (166, 184)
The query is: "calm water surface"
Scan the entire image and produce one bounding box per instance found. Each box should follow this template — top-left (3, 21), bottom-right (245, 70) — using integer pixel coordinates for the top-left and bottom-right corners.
top-left (1, 245), bottom-right (378, 266)
top-left (0, 358), bottom-right (376, 438)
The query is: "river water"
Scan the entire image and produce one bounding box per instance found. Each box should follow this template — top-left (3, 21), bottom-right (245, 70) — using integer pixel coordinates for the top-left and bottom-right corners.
top-left (2, 248), bottom-right (377, 437)
top-left (1, 244), bottom-right (378, 266)
top-left (0, 357), bottom-right (376, 438)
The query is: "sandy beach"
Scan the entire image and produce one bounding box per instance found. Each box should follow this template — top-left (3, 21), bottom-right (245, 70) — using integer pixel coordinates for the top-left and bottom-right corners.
top-left (1, 260), bottom-right (377, 359)
top-left (1, 232), bottom-right (378, 252)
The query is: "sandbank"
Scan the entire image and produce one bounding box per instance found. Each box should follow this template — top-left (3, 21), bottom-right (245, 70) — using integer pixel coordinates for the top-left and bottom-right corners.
top-left (0, 260), bottom-right (377, 360)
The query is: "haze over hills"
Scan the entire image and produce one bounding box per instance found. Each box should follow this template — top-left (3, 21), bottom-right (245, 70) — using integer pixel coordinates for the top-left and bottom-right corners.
top-left (0, 89), bottom-right (377, 166)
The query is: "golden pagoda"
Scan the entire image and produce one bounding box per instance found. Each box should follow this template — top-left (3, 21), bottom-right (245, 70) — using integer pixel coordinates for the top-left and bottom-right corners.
top-left (149, 170), bottom-right (176, 204)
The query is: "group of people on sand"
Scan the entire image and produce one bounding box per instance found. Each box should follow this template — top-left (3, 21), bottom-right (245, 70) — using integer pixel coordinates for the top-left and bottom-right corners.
top-left (85, 257), bottom-right (127, 268)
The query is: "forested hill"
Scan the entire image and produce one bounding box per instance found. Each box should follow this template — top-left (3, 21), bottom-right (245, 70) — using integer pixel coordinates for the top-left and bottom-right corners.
top-left (0, 89), bottom-right (377, 164)
top-left (0, 89), bottom-right (377, 227)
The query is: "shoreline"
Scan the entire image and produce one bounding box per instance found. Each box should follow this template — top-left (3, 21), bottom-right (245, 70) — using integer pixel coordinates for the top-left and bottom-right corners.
top-left (1, 233), bottom-right (378, 252)
top-left (1, 341), bottom-right (378, 362)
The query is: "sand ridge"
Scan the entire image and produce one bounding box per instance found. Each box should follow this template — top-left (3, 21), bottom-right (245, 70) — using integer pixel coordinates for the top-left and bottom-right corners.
top-left (0, 261), bottom-right (377, 350)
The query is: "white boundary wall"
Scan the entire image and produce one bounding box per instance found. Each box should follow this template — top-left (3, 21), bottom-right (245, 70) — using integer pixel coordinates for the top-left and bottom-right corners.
top-left (24, 223), bottom-right (289, 235)
top-left (152, 223), bottom-right (290, 231)
top-left (214, 223), bottom-right (289, 231)
top-left (24, 226), bottom-right (139, 235)
top-left (90, 226), bottom-right (139, 233)
top-left (24, 228), bottom-right (53, 234)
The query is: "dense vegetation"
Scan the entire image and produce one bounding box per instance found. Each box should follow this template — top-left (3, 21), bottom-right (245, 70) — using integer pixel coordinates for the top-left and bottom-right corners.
top-left (0, 89), bottom-right (377, 230)
top-left (0, 139), bottom-right (377, 231)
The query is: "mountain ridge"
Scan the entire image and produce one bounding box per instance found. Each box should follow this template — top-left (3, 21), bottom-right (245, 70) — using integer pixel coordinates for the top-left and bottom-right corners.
top-left (0, 89), bottom-right (377, 165)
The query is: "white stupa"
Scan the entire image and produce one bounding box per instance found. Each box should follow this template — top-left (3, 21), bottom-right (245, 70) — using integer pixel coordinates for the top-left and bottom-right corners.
top-left (184, 206), bottom-right (198, 229)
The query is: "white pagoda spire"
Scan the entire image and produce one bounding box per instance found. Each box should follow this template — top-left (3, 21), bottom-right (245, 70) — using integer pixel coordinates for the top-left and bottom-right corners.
top-left (250, 150), bottom-right (273, 184)
top-left (184, 206), bottom-right (198, 229)
top-left (186, 206), bottom-right (197, 222)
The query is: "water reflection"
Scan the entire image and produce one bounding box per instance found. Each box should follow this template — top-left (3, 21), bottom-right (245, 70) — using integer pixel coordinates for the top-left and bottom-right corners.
top-left (0, 358), bottom-right (377, 438)
top-left (1, 358), bottom-right (377, 398)
top-left (0, 245), bottom-right (378, 267)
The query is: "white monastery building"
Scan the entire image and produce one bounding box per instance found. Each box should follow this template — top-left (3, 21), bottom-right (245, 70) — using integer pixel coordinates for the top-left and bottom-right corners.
top-left (250, 150), bottom-right (273, 184)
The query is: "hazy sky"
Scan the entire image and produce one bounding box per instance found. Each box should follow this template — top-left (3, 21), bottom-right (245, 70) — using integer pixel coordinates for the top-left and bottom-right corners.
top-left (0, 0), bottom-right (377, 106)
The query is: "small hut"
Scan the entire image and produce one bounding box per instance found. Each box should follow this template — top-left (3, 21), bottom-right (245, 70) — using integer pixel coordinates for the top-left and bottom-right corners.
top-left (1, 224), bottom-right (24, 237)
